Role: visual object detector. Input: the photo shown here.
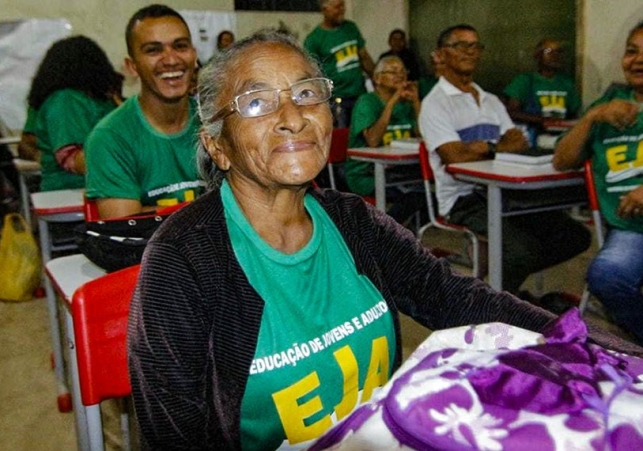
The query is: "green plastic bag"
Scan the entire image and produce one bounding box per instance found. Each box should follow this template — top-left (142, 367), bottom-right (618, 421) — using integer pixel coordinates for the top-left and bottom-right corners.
top-left (0, 213), bottom-right (42, 302)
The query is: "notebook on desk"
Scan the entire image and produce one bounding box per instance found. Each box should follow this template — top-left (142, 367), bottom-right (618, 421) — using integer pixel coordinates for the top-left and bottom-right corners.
top-left (496, 150), bottom-right (553, 166)
top-left (390, 138), bottom-right (421, 150)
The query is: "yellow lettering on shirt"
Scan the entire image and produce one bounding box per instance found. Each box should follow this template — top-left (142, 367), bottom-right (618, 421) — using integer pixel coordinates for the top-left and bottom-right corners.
top-left (361, 336), bottom-right (390, 402)
top-left (333, 345), bottom-right (359, 420)
top-left (156, 198), bottom-right (179, 207)
top-left (539, 95), bottom-right (566, 109)
top-left (382, 129), bottom-right (412, 146)
top-left (606, 145), bottom-right (631, 171)
top-left (155, 189), bottom-right (196, 207)
top-left (272, 336), bottom-right (391, 445)
top-left (272, 372), bottom-right (331, 444)
top-left (184, 189), bottom-right (195, 202)
top-left (335, 45), bottom-right (358, 64)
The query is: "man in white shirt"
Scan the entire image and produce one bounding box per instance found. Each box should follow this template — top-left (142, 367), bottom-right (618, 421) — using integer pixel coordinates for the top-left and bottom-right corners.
top-left (419, 24), bottom-right (590, 295)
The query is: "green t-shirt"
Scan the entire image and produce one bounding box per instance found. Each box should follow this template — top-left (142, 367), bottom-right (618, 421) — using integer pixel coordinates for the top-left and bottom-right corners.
top-left (304, 20), bottom-right (367, 99)
top-left (345, 92), bottom-right (416, 195)
top-left (503, 72), bottom-right (581, 119)
top-left (418, 75), bottom-right (439, 100)
top-left (23, 106), bottom-right (38, 134)
top-left (583, 87), bottom-right (643, 232)
top-left (85, 96), bottom-right (205, 208)
top-left (34, 89), bottom-right (116, 191)
top-left (221, 181), bottom-right (396, 450)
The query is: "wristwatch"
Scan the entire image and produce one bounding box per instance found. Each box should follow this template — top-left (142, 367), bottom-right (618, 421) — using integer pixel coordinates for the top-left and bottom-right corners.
top-left (486, 142), bottom-right (497, 159)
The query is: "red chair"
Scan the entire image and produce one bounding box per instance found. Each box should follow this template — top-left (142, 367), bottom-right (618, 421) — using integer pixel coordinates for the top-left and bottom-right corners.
top-left (83, 196), bottom-right (100, 222)
top-left (72, 264), bottom-right (140, 450)
top-left (325, 127), bottom-right (376, 205)
top-left (578, 159), bottom-right (606, 314)
top-left (327, 127), bottom-right (349, 190)
top-left (416, 141), bottom-right (484, 278)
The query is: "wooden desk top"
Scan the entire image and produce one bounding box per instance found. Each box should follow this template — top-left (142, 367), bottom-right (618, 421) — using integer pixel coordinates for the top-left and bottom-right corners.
top-left (347, 146), bottom-right (419, 161)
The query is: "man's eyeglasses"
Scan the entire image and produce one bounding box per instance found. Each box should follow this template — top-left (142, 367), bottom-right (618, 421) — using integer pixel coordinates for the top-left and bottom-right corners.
top-left (442, 41), bottom-right (485, 52)
top-left (208, 77), bottom-right (333, 123)
top-left (542, 47), bottom-right (564, 55)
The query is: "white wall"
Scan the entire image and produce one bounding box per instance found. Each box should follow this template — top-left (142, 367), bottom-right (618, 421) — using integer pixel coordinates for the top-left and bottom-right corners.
top-left (579, 0), bottom-right (643, 106)
top-left (5, 0), bottom-right (641, 108)
top-left (352, 0), bottom-right (409, 59)
top-left (0, 0), bottom-right (407, 87)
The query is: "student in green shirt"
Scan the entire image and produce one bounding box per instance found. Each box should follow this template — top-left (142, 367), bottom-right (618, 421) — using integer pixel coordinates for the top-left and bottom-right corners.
top-left (554, 21), bottom-right (643, 346)
top-left (304, 0), bottom-right (375, 127)
top-left (27, 36), bottom-right (122, 192)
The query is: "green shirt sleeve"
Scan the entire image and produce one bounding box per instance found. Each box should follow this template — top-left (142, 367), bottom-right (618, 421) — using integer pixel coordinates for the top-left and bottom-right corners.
top-left (503, 73), bottom-right (530, 104)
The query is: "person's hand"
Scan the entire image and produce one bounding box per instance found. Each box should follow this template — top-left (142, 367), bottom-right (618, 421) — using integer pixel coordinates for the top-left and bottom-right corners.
top-left (497, 128), bottom-right (529, 153)
top-left (398, 81), bottom-right (419, 102)
top-left (591, 99), bottom-right (639, 130)
top-left (617, 185), bottom-right (643, 218)
top-left (469, 140), bottom-right (492, 159)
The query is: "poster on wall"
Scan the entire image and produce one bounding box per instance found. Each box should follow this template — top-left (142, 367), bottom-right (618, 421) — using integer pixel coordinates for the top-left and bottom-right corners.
top-left (180, 10), bottom-right (236, 64)
top-left (0, 19), bottom-right (72, 131)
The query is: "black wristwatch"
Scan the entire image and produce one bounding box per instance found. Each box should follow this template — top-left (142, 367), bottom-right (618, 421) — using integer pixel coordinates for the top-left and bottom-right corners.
top-left (486, 142), bottom-right (497, 159)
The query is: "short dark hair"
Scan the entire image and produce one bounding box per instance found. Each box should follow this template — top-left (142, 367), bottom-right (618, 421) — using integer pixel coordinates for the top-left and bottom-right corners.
top-left (627, 20), bottom-right (643, 41)
top-left (436, 24), bottom-right (478, 48)
top-left (216, 30), bottom-right (235, 48)
top-left (389, 28), bottom-right (406, 41)
top-left (125, 4), bottom-right (190, 56)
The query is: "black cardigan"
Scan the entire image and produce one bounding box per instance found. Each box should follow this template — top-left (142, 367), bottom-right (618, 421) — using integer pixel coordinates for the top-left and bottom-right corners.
top-left (128, 186), bottom-right (639, 450)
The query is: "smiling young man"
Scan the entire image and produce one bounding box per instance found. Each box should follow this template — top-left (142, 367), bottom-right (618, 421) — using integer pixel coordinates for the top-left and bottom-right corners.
top-left (85, 4), bottom-right (204, 219)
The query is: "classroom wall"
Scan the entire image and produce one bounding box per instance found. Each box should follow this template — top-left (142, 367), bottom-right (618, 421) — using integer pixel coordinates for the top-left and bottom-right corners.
top-left (4, 0), bottom-right (639, 111)
top-left (0, 0), bottom-right (407, 100)
top-left (408, 0), bottom-right (576, 97)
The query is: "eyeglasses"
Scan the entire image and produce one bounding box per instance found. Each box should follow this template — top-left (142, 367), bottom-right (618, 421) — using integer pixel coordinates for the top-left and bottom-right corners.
top-left (442, 41), bottom-right (485, 52)
top-left (208, 77), bottom-right (333, 123)
top-left (542, 47), bottom-right (564, 55)
top-left (379, 69), bottom-right (409, 76)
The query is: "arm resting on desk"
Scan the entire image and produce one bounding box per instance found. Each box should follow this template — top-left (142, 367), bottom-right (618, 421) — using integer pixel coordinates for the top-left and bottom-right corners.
top-left (96, 198), bottom-right (156, 220)
top-left (437, 140), bottom-right (491, 164)
top-left (497, 127), bottom-right (529, 153)
top-left (437, 128), bottom-right (527, 164)
top-left (18, 132), bottom-right (40, 162)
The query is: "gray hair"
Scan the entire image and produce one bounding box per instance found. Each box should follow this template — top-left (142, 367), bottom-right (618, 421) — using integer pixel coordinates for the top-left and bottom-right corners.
top-left (374, 55), bottom-right (404, 75)
top-left (195, 29), bottom-right (324, 189)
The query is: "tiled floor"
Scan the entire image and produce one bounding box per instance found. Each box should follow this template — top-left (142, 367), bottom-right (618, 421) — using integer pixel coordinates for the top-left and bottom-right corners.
top-left (0, 222), bottom-right (628, 450)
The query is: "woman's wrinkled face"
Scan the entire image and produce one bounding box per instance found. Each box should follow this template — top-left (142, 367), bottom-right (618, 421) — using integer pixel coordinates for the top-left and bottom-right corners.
top-left (375, 59), bottom-right (408, 91)
top-left (207, 42), bottom-right (333, 190)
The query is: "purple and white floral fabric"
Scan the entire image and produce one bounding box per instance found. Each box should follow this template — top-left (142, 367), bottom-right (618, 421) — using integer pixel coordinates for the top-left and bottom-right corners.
top-left (310, 309), bottom-right (643, 450)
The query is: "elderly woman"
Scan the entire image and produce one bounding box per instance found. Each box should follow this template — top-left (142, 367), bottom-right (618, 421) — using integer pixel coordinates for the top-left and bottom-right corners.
top-left (128, 30), bottom-right (642, 450)
top-left (554, 21), bottom-right (643, 345)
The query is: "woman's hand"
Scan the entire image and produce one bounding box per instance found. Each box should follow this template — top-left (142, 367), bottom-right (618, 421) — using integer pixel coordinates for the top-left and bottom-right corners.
top-left (617, 185), bottom-right (643, 218)
top-left (398, 81), bottom-right (419, 103)
top-left (591, 99), bottom-right (639, 130)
